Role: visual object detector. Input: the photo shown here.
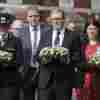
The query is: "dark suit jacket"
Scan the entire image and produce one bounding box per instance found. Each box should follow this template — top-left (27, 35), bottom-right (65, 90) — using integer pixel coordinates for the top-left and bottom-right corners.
top-left (16, 23), bottom-right (51, 86)
top-left (38, 28), bottom-right (81, 88)
top-left (18, 23), bottom-right (49, 66)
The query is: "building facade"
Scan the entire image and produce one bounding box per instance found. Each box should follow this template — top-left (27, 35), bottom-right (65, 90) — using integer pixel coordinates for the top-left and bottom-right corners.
top-left (1, 0), bottom-right (91, 8)
top-left (2, 0), bottom-right (100, 11)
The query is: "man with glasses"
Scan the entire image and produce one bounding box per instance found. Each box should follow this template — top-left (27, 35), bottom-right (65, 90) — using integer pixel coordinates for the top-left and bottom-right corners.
top-left (38, 8), bottom-right (81, 100)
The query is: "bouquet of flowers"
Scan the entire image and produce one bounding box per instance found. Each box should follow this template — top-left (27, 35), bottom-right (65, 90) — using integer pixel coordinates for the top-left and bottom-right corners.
top-left (0, 48), bottom-right (15, 64)
top-left (80, 47), bottom-right (100, 72)
top-left (89, 55), bottom-right (100, 65)
top-left (88, 47), bottom-right (100, 70)
top-left (39, 47), bottom-right (70, 65)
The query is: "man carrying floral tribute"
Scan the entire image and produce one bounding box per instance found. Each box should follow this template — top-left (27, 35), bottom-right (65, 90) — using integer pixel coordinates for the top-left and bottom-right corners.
top-left (38, 8), bottom-right (81, 100)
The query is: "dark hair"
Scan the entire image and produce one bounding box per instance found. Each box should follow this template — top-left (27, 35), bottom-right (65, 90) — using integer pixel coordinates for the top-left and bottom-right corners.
top-left (83, 18), bottom-right (100, 43)
top-left (84, 16), bottom-right (100, 31)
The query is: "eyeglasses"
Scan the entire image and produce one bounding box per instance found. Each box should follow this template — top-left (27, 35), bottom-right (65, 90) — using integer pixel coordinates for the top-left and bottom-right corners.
top-left (28, 15), bottom-right (39, 17)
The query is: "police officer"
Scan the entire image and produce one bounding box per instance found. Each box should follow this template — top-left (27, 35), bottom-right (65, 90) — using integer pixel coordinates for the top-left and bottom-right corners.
top-left (0, 12), bottom-right (20, 100)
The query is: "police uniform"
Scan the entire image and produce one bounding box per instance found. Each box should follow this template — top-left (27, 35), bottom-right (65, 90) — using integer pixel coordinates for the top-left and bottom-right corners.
top-left (0, 12), bottom-right (20, 100)
top-left (0, 32), bottom-right (20, 100)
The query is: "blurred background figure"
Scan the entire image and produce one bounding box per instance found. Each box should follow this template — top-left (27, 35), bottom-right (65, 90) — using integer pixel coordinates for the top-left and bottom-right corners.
top-left (0, 8), bottom-right (15, 32)
top-left (9, 19), bottom-right (24, 100)
top-left (94, 14), bottom-right (100, 24)
top-left (9, 20), bottom-right (23, 37)
top-left (67, 21), bottom-right (76, 32)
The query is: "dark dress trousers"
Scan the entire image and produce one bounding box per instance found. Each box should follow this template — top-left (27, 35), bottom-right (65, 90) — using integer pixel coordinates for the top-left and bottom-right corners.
top-left (0, 32), bottom-right (20, 100)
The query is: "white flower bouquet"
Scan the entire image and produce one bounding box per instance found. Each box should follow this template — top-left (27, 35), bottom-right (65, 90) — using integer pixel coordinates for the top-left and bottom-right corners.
top-left (0, 48), bottom-right (15, 64)
top-left (39, 47), bottom-right (70, 65)
top-left (88, 48), bottom-right (100, 70)
top-left (89, 47), bottom-right (100, 65)
top-left (79, 55), bottom-right (100, 72)
top-left (89, 55), bottom-right (100, 65)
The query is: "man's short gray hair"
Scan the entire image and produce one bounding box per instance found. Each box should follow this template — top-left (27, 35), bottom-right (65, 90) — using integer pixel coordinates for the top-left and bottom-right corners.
top-left (27, 6), bottom-right (40, 16)
top-left (50, 8), bottom-right (65, 19)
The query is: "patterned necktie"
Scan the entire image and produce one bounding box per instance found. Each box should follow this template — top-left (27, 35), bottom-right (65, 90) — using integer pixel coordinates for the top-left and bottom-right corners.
top-left (54, 31), bottom-right (60, 47)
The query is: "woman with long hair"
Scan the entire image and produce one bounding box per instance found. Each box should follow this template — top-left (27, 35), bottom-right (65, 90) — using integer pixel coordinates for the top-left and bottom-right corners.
top-left (79, 19), bottom-right (100, 100)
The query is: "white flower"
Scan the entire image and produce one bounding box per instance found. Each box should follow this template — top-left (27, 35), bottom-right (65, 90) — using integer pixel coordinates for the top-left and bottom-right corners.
top-left (89, 54), bottom-right (100, 65)
top-left (39, 47), bottom-right (49, 57)
top-left (39, 47), bottom-right (70, 65)
top-left (0, 35), bottom-right (2, 40)
top-left (50, 49), bottom-right (54, 55)
top-left (0, 50), bottom-right (13, 62)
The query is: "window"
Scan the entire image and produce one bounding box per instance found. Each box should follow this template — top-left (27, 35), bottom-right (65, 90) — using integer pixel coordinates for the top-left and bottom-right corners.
top-left (91, 0), bottom-right (100, 10)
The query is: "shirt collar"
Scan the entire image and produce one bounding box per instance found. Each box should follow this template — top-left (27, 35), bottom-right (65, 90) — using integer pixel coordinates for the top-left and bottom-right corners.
top-left (53, 28), bottom-right (65, 35)
top-left (29, 24), bottom-right (40, 32)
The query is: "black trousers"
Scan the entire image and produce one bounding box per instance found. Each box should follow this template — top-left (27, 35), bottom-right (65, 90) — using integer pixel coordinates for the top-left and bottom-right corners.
top-left (38, 80), bottom-right (72, 100)
top-left (22, 66), bottom-right (38, 100)
top-left (0, 66), bottom-right (20, 100)
top-left (0, 87), bottom-right (19, 100)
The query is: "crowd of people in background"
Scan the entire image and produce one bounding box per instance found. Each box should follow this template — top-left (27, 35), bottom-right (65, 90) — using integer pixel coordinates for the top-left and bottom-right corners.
top-left (0, 6), bottom-right (100, 100)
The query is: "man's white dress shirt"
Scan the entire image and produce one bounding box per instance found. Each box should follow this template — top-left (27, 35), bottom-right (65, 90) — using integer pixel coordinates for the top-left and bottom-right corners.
top-left (29, 25), bottom-right (41, 53)
top-left (29, 25), bottom-right (41, 66)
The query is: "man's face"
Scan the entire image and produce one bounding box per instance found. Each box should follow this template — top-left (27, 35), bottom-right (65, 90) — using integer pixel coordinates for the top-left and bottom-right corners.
top-left (27, 10), bottom-right (40, 26)
top-left (51, 18), bottom-right (64, 30)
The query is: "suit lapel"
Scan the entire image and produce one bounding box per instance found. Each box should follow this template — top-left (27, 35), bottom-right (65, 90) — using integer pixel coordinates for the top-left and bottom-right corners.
top-left (50, 30), bottom-right (53, 47)
top-left (62, 31), bottom-right (67, 47)
top-left (49, 27), bottom-right (53, 47)
top-left (62, 31), bottom-right (72, 48)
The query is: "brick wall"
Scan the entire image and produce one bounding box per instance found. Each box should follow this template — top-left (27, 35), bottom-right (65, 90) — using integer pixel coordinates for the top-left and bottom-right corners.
top-left (74, 0), bottom-right (91, 8)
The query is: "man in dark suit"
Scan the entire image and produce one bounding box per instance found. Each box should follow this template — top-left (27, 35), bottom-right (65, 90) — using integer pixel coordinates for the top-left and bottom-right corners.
top-left (18, 7), bottom-right (49, 100)
top-left (38, 9), bottom-right (81, 100)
